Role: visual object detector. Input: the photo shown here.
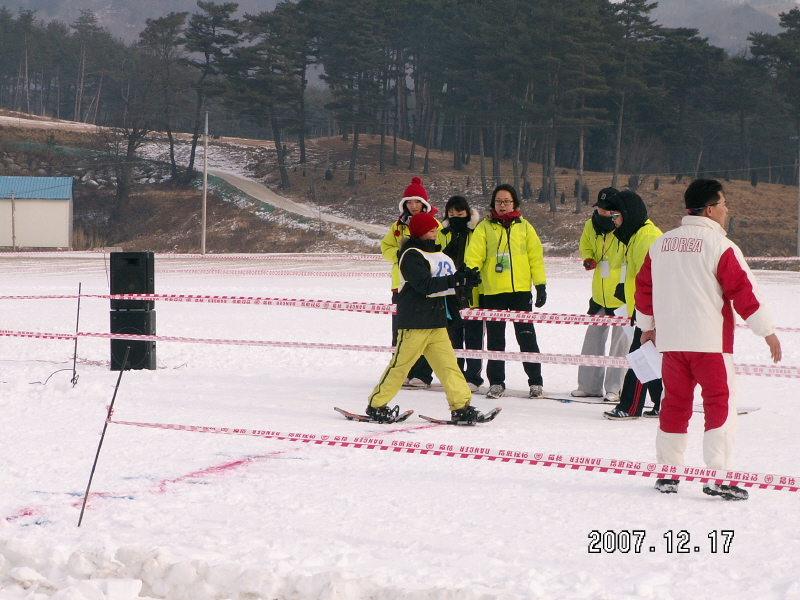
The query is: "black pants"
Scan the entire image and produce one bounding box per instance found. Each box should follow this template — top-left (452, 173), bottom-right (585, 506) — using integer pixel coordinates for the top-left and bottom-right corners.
top-left (615, 326), bottom-right (663, 416)
top-left (408, 318), bottom-right (485, 386)
top-left (483, 291), bottom-right (542, 387)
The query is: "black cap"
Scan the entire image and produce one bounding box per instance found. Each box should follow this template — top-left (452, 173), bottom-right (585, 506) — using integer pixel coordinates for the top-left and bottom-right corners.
top-left (594, 187), bottom-right (620, 210)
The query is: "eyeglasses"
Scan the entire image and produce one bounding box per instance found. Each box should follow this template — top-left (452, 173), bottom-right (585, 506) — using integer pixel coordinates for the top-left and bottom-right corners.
top-left (495, 200), bottom-right (514, 206)
top-left (610, 213), bottom-right (622, 220)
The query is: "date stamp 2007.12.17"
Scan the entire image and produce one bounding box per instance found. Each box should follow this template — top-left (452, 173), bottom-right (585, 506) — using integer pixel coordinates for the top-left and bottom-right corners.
top-left (588, 530), bottom-right (734, 554)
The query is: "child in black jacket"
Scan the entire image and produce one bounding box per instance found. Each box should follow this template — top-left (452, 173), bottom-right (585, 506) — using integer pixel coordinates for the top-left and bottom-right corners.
top-left (366, 212), bottom-right (483, 423)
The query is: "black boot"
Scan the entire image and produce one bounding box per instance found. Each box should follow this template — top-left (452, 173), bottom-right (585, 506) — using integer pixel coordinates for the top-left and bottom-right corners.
top-left (365, 404), bottom-right (400, 423)
top-left (450, 404), bottom-right (482, 424)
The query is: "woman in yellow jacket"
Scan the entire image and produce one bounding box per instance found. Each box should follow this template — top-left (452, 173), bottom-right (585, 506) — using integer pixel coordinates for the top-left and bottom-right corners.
top-left (465, 184), bottom-right (547, 399)
top-left (380, 177), bottom-right (444, 387)
top-left (597, 190), bottom-right (663, 420)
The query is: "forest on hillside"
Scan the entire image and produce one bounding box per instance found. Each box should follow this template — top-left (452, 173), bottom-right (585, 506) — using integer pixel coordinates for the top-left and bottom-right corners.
top-left (4, 0), bottom-right (800, 220)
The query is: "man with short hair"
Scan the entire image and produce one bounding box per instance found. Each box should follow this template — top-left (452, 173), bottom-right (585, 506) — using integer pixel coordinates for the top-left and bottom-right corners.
top-left (635, 178), bottom-right (782, 501)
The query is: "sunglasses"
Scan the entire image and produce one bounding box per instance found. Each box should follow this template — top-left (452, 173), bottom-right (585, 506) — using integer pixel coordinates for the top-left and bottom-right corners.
top-left (610, 213), bottom-right (622, 220)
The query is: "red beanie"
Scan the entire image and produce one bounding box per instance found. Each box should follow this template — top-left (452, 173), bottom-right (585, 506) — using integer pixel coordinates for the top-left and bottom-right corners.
top-left (408, 212), bottom-right (438, 239)
top-left (403, 176), bottom-right (428, 202)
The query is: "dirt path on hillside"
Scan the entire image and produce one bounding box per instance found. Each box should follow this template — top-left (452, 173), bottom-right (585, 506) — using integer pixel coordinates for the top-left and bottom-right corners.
top-left (208, 169), bottom-right (388, 236)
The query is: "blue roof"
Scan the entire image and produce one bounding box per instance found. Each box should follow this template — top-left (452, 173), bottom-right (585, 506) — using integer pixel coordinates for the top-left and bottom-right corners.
top-left (0, 176), bottom-right (73, 200)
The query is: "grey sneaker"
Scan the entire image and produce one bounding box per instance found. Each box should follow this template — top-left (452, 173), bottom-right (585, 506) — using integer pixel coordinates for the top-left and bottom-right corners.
top-left (655, 479), bottom-right (680, 494)
top-left (603, 392), bottom-right (621, 403)
top-left (571, 390), bottom-right (602, 398)
top-left (529, 385), bottom-right (543, 398)
top-left (703, 484), bottom-right (749, 501)
top-left (486, 384), bottom-right (505, 399)
top-left (403, 377), bottom-right (430, 389)
top-left (467, 382), bottom-right (480, 392)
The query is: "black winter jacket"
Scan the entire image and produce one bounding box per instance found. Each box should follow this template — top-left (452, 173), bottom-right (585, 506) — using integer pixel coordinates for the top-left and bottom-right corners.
top-left (396, 237), bottom-right (463, 330)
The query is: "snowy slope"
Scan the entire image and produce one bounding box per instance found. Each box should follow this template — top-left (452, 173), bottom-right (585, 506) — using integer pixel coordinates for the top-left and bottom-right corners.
top-left (0, 253), bottom-right (798, 600)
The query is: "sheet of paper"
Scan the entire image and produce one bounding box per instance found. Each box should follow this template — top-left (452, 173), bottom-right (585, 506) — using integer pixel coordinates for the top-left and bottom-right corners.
top-left (614, 304), bottom-right (634, 342)
top-left (626, 341), bottom-right (662, 383)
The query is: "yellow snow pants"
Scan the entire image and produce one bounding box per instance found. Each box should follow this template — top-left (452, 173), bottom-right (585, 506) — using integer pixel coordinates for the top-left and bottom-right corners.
top-left (368, 328), bottom-right (472, 411)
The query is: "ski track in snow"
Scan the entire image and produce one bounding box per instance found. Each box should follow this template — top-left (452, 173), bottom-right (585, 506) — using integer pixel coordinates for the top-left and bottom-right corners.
top-left (0, 253), bottom-right (799, 600)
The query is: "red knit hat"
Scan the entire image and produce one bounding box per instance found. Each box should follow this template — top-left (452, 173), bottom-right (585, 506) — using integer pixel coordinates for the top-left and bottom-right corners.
top-left (399, 177), bottom-right (432, 213)
top-left (408, 212), bottom-right (439, 239)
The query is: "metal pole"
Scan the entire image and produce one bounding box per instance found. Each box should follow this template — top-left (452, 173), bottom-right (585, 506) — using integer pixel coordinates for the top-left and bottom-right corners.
top-left (202, 111), bottom-right (208, 255)
top-left (71, 282), bottom-right (82, 387)
top-left (797, 132), bottom-right (800, 257)
top-left (11, 190), bottom-right (16, 252)
top-left (78, 345), bottom-right (130, 527)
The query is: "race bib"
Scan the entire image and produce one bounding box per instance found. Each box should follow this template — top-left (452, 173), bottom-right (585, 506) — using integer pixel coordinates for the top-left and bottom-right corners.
top-left (398, 249), bottom-right (456, 297)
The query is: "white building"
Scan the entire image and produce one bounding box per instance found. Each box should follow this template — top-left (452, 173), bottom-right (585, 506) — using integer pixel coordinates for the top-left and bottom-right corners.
top-left (0, 176), bottom-right (73, 250)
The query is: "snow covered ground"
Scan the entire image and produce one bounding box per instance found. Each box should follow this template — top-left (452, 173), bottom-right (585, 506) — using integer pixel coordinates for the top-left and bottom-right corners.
top-left (0, 253), bottom-right (799, 600)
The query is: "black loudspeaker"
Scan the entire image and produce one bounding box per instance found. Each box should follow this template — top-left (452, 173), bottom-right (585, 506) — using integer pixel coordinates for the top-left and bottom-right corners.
top-left (110, 251), bottom-right (155, 310)
top-left (110, 310), bottom-right (156, 370)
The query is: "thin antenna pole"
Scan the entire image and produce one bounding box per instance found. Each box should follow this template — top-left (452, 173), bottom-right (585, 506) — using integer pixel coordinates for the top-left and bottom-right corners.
top-left (11, 190), bottom-right (16, 251)
top-left (71, 282), bottom-right (82, 386)
top-left (78, 345), bottom-right (130, 527)
top-left (202, 111), bottom-right (208, 255)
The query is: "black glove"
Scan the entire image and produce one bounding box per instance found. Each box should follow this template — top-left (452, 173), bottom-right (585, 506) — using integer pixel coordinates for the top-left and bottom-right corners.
top-left (614, 282), bottom-right (626, 303)
top-left (454, 265), bottom-right (481, 289)
top-left (534, 284), bottom-right (547, 308)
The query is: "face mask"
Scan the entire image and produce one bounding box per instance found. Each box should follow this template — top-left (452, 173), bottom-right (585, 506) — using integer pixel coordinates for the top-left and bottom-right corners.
top-left (592, 211), bottom-right (615, 234)
top-left (448, 216), bottom-right (469, 233)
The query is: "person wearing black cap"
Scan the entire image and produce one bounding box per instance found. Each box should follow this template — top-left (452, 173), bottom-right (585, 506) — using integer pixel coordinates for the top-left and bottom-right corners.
top-left (635, 179), bottom-right (781, 499)
top-left (464, 183), bottom-right (547, 399)
top-left (571, 188), bottom-right (629, 401)
top-left (597, 190), bottom-right (663, 420)
top-left (365, 212), bottom-right (485, 424)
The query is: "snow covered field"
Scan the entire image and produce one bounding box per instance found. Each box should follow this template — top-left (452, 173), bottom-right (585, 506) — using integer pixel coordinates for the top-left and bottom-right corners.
top-left (0, 253), bottom-right (798, 600)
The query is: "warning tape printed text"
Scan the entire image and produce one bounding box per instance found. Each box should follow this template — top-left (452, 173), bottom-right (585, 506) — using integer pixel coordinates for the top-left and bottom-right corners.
top-left (2, 329), bottom-right (799, 377)
top-left (109, 419), bottom-right (800, 493)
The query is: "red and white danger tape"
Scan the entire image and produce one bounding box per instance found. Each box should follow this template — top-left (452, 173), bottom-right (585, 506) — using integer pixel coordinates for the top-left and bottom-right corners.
top-left (2, 329), bottom-right (798, 376)
top-left (745, 256), bottom-right (800, 262)
top-left (154, 253), bottom-right (385, 261)
top-left (7, 292), bottom-right (800, 334)
top-left (155, 269), bottom-right (389, 277)
top-left (108, 418), bottom-right (800, 493)
top-left (1, 251), bottom-right (796, 261)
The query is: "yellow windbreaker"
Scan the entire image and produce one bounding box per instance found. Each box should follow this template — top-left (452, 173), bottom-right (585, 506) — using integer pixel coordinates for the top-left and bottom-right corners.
top-left (578, 219), bottom-right (625, 310)
top-left (464, 215), bottom-right (546, 295)
top-left (381, 218), bottom-right (445, 290)
top-left (621, 219), bottom-right (662, 317)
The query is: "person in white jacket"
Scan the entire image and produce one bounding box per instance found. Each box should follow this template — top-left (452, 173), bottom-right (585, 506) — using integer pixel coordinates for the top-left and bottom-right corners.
top-left (634, 178), bottom-right (782, 501)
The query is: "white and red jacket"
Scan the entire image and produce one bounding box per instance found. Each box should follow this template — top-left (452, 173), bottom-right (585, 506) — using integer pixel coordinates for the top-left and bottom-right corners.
top-left (635, 216), bottom-right (775, 353)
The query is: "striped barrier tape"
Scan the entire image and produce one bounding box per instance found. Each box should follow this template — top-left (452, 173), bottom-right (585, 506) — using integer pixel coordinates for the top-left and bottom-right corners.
top-left (155, 269), bottom-right (389, 277)
top-left (108, 418), bottom-right (800, 493)
top-left (153, 253), bottom-right (386, 261)
top-left (745, 256), bottom-right (800, 261)
top-left (3, 293), bottom-right (800, 334)
top-left (1, 329), bottom-right (798, 376)
top-left (1, 251), bottom-right (797, 261)
top-left (109, 295), bottom-right (629, 326)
